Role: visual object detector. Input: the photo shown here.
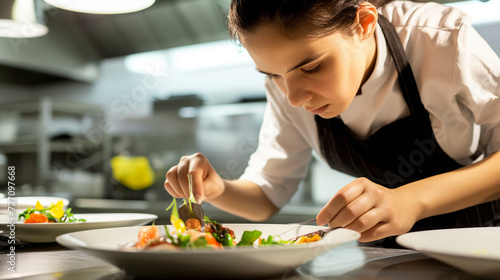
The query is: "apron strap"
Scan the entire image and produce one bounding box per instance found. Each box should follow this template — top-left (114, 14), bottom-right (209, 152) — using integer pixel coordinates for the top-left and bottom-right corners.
top-left (378, 15), bottom-right (483, 162)
top-left (377, 15), bottom-right (434, 139)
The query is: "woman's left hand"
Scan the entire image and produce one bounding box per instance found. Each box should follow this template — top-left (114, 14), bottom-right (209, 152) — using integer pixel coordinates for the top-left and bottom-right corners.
top-left (316, 177), bottom-right (420, 243)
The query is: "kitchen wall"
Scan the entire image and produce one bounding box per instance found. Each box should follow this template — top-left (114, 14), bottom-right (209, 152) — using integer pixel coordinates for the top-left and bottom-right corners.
top-left (0, 41), bottom-right (273, 203)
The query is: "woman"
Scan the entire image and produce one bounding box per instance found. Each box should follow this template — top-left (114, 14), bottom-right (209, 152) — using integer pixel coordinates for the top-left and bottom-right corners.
top-left (165, 0), bottom-right (500, 245)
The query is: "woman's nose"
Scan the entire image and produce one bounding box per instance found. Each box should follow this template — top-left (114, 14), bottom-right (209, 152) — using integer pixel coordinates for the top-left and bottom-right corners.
top-left (285, 79), bottom-right (312, 108)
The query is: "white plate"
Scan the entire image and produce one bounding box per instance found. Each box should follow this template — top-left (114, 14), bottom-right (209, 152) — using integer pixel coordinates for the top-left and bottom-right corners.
top-left (396, 227), bottom-right (500, 279)
top-left (56, 223), bottom-right (360, 279)
top-left (0, 213), bottom-right (157, 243)
top-left (0, 196), bottom-right (70, 214)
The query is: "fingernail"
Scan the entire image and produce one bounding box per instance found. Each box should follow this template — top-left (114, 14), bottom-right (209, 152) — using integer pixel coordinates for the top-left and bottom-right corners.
top-left (194, 194), bottom-right (202, 204)
top-left (316, 218), bottom-right (326, 226)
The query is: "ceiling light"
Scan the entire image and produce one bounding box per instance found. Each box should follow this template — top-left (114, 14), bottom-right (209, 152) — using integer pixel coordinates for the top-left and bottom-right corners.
top-left (0, 0), bottom-right (48, 38)
top-left (43, 0), bottom-right (155, 14)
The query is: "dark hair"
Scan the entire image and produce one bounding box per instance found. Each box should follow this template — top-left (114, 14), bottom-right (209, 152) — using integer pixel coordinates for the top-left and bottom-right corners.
top-left (228, 0), bottom-right (390, 43)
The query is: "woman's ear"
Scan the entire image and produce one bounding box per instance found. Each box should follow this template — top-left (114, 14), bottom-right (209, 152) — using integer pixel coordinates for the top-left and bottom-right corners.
top-left (355, 2), bottom-right (378, 39)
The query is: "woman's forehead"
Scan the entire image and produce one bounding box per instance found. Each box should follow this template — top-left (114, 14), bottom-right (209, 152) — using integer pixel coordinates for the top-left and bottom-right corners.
top-left (242, 25), bottom-right (342, 73)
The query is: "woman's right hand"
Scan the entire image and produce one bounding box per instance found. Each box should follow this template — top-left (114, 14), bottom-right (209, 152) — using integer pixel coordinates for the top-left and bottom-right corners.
top-left (164, 153), bottom-right (225, 204)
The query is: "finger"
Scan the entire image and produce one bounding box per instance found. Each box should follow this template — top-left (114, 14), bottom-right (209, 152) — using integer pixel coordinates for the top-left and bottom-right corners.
top-left (165, 166), bottom-right (183, 198)
top-left (316, 181), bottom-right (365, 226)
top-left (176, 157), bottom-right (192, 199)
top-left (186, 154), bottom-right (209, 203)
top-left (188, 170), bottom-right (205, 204)
top-left (357, 222), bottom-right (393, 243)
top-left (343, 207), bottom-right (385, 234)
top-left (328, 191), bottom-right (376, 228)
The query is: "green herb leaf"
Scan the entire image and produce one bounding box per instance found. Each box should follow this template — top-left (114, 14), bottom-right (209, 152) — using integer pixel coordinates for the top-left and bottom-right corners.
top-left (260, 235), bottom-right (293, 245)
top-left (177, 233), bottom-right (192, 247)
top-left (164, 225), bottom-right (177, 245)
top-left (188, 236), bottom-right (208, 248)
top-left (237, 230), bottom-right (262, 246)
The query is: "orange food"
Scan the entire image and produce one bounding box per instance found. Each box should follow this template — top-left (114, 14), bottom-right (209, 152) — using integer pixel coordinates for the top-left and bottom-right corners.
top-left (24, 213), bottom-right (49, 223)
top-left (188, 231), bottom-right (222, 249)
top-left (185, 218), bottom-right (202, 231)
top-left (294, 233), bottom-right (321, 244)
top-left (136, 226), bottom-right (160, 248)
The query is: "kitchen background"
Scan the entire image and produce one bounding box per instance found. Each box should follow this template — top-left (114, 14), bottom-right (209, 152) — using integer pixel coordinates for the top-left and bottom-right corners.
top-left (0, 0), bottom-right (499, 224)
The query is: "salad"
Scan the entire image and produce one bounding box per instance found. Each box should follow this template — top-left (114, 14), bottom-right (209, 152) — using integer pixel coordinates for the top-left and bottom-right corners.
top-left (18, 200), bottom-right (86, 223)
top-left (130, 198), bottom-right (322, 251)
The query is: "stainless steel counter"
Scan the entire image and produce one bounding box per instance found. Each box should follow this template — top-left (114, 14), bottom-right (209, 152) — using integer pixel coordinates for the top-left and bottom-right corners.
top-left (0, 243), bottom-right (482, 280)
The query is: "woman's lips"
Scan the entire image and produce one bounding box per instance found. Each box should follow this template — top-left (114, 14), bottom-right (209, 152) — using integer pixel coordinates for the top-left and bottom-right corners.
top-left (309, 105), bottom-right (328, 115)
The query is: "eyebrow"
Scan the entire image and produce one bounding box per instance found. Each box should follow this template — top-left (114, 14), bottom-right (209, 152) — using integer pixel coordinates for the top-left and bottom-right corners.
top-left (256, 52), bottom-right (326, 76)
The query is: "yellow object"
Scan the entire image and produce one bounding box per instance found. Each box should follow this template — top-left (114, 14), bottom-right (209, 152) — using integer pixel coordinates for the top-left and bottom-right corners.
top-left (172, 217), bottom-right (186, 233)
top-left (166, 197), bottom-right (186, 233)
top-left (110, 156), bottom-right (155, 190)
top-left (35, 201), bottom-right (44, 211)
top-left (49, 207), bottom-right (64, 220)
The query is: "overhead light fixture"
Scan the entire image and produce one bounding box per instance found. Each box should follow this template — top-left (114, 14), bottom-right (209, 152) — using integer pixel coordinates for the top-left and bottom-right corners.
top-left (43, 0), bottom-right (155, 14)
top-left (0, 0), bottom-right (48, 38)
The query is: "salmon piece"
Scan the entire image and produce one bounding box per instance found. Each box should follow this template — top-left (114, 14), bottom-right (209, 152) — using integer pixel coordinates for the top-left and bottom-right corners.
top-left (24, 213), bottom-right (48, 223)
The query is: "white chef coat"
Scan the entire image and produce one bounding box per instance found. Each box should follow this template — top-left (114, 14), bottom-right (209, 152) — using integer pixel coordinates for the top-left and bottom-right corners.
top-left (240, 1), bottom-right (500, 208)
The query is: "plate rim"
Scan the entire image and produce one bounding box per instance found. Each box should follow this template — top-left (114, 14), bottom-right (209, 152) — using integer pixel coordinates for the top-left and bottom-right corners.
top-left (396, 227), bottom-right (500, 261)
top-left (1, 213), bottom-right (158, 227)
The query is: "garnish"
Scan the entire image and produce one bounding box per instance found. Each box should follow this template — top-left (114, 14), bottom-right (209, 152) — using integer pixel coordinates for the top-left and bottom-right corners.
top-left (165, 198), bottom-right (186, 233)
top-left (18, 200), bottom-right (86, 223)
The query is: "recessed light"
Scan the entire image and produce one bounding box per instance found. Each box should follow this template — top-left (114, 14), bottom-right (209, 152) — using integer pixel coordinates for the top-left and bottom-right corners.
top-left (43, 0), bottom-right (155, 15)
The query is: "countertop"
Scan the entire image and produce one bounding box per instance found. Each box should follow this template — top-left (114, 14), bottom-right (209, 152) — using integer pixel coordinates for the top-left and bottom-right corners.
top-left (0, 198), bottom-right (490, 279)
top-left (0, 242), bottom-right (483, 280)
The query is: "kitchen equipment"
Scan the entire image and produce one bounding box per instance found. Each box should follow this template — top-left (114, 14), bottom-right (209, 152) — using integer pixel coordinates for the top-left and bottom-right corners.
top-left (288, 226), bottom-right (343, 241)
top-left (0, 111), bottom-right (19, 143)
top-left (277, 218), bottom-right (317, 236)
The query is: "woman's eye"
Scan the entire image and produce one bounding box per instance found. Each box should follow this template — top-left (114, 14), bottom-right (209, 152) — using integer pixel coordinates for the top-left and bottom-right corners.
top-left (302, 64), bottom-right (321, 74)
top-left (267, 74), bottom-right (281, 79)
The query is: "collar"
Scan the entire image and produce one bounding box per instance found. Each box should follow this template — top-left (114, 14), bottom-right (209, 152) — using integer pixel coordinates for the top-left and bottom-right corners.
top-left (360, 22), bottom-right (388, 95)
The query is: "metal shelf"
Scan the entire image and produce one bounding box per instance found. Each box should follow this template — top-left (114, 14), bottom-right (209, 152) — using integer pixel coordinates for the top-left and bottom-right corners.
top-left (1, 97), bottom-right (110, 189)
top-left (0, 140), bottom-right (103, 154)
top-left (0, 99), bottom-right (104, 116)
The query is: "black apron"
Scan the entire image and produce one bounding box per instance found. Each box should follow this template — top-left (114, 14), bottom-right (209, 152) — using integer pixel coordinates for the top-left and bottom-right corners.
top-left (315, 15), bottom-right (500, 237)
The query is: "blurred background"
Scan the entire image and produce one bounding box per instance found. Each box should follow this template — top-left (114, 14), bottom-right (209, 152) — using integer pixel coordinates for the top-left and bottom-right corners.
top-left (0, 0), bottom-right (498, 224)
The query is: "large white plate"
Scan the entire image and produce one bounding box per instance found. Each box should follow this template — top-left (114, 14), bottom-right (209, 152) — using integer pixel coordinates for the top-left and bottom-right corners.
top-left (396, 227), bottom-right (500, 279)
top-left (0, 196), bottom-right (70, 214)
top-left (0, 213), bottom-right (157, 243)
top-left (56, 223), bottom-right (360, 279)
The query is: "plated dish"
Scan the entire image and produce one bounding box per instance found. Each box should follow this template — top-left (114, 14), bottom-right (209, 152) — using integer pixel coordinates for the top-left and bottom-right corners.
top-left (56, 223), bottom-right (360, 279)
top-left (0, 213), bottom-right (157, 243)
top-left (396, 227), bottom-right (500, 279)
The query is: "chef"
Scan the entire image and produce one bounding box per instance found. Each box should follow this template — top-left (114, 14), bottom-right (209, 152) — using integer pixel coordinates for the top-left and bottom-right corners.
top-left (165, 0), bottom-right (500, 246)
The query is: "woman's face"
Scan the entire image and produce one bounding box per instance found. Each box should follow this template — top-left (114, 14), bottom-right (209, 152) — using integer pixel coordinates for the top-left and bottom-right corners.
top-left (242, 25), bottom-right (376, 119)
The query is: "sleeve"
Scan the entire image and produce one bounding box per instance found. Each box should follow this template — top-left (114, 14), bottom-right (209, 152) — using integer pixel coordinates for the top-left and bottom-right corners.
top-left (239, 78), bottom-right (313, 208)
top-left (453, 18), bottom-right (500, 157)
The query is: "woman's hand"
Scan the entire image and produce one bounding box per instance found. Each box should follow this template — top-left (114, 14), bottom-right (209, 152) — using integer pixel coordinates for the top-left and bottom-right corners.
top-left (316, 177), bottom-right (421, 243)
top-left (164, 153), bottom-right (224, 204)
